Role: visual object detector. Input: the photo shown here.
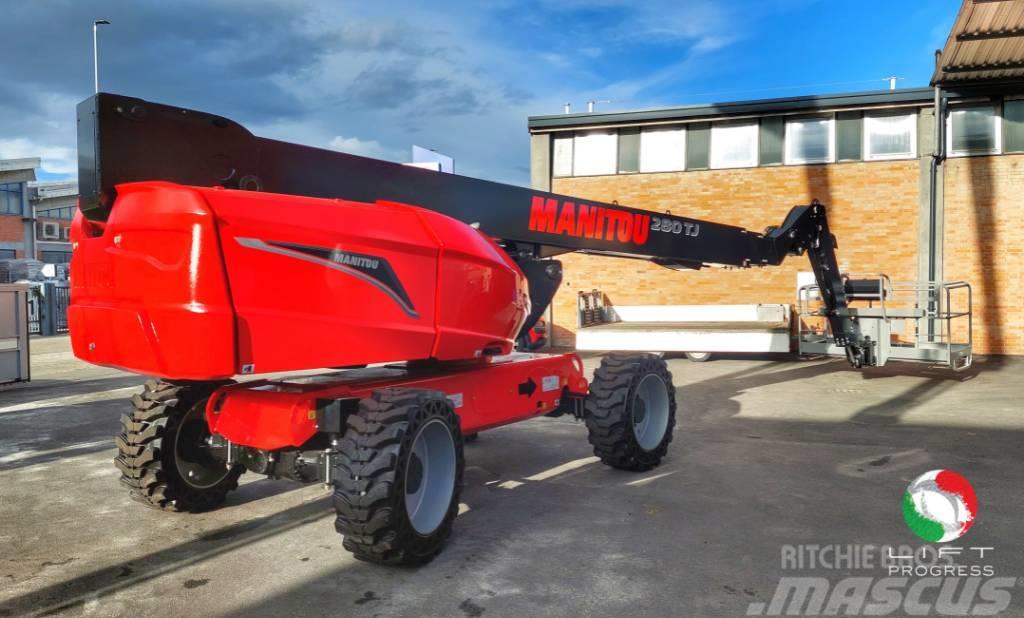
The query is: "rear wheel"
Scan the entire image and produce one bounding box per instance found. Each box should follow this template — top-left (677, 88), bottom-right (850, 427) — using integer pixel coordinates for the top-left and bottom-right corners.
top-left (333, 388), bottom-right (464, 565)
top-left (115, 380), bottom-right (243, 512)
top-left (685, 352), bottom-right (712, 362)
top-left (585, 353), bottom-right (676, 471)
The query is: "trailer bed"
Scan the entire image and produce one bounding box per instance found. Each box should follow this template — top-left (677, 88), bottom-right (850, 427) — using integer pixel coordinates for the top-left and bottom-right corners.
top-left (573, 294), bottom-right (792, 354)
top-left (580, 320), bottom-right (789, 332)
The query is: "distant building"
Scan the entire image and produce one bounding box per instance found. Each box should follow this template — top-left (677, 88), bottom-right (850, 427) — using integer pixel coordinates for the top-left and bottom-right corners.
top-left (0, 158), bottom-right (38, 260)
top-left (30, 180), bottom-right (76, 263)
top-left (0, 158), bottom-right (75, 263)
top-left (528, 0), bottom-right (1024, 357)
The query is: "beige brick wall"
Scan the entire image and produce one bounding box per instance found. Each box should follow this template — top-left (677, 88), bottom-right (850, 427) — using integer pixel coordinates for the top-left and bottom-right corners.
top-left (550, 161), bottom-right (922, 348)
top-left (550, 155), bottom-right (1024, 355)
top-left (943, 155), bottom-right (1024, 355)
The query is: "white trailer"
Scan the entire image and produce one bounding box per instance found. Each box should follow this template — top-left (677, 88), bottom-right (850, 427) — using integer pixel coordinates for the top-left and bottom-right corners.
top-left (573, 290), bottom-right (791, 361)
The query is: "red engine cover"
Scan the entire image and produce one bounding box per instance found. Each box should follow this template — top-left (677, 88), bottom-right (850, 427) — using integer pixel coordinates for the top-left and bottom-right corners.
top-left (69, 182), bottom-right (529, 379)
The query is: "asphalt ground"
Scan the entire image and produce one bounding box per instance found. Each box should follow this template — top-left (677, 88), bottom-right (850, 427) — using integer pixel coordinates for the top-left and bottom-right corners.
top-left (1, 337), bottom-right (1022, 617)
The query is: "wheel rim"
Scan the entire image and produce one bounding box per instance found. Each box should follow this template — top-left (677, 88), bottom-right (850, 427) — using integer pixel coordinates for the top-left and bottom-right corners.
top-left (631, 374), bottom-right (670, 451)
top-left (405, 418), bottom-right (457, 535)
top-left (688, 352), bottom-right (710, 361)
top-left (174, 402), bottom-right (232, 490)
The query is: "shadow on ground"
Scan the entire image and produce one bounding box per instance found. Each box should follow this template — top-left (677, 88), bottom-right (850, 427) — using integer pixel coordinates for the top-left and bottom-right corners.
top-left (1, 356), bottom-right (1021, 616)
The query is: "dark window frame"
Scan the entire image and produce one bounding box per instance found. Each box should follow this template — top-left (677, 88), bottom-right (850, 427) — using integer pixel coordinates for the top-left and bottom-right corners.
top-left (0, 183), bottom-right (22, 215)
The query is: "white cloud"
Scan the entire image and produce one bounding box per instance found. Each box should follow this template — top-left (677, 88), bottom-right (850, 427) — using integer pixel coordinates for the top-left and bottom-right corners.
top-left (0, 1), bottom-right (818, 187)
top-left (540, 52), bottom-right (572, 68)
top-left (0, 138), bottom-right (76, 176)
top-left (327, 135), bottom-right (391, 159)
top-left (693, 36), bottom-right (734, 53)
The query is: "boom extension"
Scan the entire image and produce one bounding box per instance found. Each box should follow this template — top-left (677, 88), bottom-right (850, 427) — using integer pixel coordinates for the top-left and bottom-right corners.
top-left (76, 93), bottom-right (874, 366)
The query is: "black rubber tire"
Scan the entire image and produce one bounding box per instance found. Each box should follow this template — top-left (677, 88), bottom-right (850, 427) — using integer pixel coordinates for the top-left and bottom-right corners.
top-left (464, 433), bottom-right (479, 443)
top-left (333, 388), bottom-right (464, 566)
top-left (115, 380), bottom-right (243, 512)
top-left (585, 353), bottom-right (676, 471)
top-left (685, 352), bottom-right (712, 362)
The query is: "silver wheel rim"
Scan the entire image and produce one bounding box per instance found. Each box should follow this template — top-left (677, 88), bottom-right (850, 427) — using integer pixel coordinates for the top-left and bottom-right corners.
top-left (404, 418), bottom-right (457, 535)
top-left (688, 352), bottom-right (710, 361)
top-left (631, 374), bottom-right (670, 451)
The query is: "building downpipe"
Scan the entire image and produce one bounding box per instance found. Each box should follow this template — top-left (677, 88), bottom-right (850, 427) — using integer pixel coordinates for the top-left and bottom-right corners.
top-left (928, 50), bottom-right (946, 340)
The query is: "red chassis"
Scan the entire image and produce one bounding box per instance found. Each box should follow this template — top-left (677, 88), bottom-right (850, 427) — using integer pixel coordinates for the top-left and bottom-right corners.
top-left (207, 353), bottom-right (590, 451)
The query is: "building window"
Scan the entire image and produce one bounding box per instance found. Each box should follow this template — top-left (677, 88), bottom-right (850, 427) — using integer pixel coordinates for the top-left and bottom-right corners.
top-left (0, 183), bottom-right (22, 215)
top-left (572, 130), bottom-right (618, 176)
top-left (40, 251), bottom-right (72, 264)
top-left (39, 206), bottom-right (75, 220)
top-left (785, 116), bottom-right (834, 164)
top-left (0, 249), bottom-right (15, 259)
top-left (639, 126), bottom-right (686, 173)
top-left (552, 134), bottom-right (574, 177)
top-left (947, 104), bottom-right (1000, 156)
top-left (864, 112), bottom-right (917, 160)
top-left (710, 121), bottom-right (758, 169)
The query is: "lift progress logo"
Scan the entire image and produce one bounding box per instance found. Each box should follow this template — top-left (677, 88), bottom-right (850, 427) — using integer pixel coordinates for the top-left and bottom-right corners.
top-left (903, 469), bottom-right (977, 543)
top-left (748, 469), bottom-right (1015, 616)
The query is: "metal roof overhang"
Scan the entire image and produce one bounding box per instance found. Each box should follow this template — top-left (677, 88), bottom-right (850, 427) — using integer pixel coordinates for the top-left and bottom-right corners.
top-left (933, 0), bottom-right (1024, 85)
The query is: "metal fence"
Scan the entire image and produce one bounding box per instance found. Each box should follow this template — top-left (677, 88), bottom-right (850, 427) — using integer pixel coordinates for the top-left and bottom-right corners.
top-left (25, 282), bottom-right (70, 336)
top-left (53, 283), bottom-right (70, 333)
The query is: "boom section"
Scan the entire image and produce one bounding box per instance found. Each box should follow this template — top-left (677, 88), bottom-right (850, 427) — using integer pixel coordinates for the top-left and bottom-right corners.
top-left (81, 94), bottom-right (781, 267)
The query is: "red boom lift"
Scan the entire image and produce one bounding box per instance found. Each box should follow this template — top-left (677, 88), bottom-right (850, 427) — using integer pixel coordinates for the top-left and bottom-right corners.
top-left (72, 94), bottom-right (880, 565)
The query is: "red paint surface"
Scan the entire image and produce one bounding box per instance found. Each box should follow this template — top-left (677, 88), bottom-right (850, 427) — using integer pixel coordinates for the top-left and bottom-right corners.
top-left (69, 182), bottom-right (529, 379)
top-left (206, 352), bottom-right (589, 450)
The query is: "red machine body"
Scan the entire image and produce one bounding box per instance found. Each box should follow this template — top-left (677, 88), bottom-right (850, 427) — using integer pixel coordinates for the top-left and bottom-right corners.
top-left (69, 181), bottom-right (530, 380)
top-left (205, 352), bottom-right (589, 450)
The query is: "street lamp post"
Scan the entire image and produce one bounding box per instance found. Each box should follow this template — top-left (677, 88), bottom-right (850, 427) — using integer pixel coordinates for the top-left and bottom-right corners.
top-left (93, 19), bottom-right (110, 94)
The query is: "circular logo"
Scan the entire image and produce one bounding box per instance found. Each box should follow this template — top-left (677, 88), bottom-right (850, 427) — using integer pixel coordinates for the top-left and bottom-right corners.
top-left (903, 469), bottom-right (977, 542)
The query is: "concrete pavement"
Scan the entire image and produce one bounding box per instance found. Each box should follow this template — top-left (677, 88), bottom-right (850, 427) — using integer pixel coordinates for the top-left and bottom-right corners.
top-left (1, 338), bottom-right (1023, 616)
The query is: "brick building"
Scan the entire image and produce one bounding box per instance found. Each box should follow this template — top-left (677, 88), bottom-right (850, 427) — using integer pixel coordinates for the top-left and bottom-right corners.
top-left (0, 158), bottom-right (75, 264)
top-left (528, 4), bottom-right (1024, 356)
top-left (0, 158), bottom-right (38, 260)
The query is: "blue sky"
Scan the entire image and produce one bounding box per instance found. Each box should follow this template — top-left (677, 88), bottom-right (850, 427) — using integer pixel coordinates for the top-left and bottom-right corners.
top-left (2, 0), bottom-right (960, 185)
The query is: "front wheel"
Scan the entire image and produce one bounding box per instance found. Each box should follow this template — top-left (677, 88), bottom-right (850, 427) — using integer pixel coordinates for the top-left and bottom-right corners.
top-left (585, 354), bottom-right (676, 471)
top-left (685, 351), bottom-right (712, 362)
top-left (333, 388), bottom-right (464, 565)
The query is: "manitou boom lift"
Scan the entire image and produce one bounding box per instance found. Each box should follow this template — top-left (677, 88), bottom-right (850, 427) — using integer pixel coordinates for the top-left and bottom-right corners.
top-left (73, 94), bottom-right (879, 565)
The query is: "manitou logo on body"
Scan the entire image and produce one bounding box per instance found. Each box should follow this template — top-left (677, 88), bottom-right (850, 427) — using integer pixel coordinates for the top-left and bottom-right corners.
top-left (330, 251), bottom-right (379, 270)
top-left (528, 196), bottom-right (699, 245)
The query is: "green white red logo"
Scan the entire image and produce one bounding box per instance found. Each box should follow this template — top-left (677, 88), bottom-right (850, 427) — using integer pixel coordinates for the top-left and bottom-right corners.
top-left (903, 469), bottom-right (977, 542)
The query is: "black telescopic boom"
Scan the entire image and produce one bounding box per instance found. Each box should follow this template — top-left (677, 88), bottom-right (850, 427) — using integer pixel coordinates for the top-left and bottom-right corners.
top-left (76, 93), bottom-right (874, 366)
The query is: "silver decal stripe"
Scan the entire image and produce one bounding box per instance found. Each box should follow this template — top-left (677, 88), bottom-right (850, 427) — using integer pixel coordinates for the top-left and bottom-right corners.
top-left (235, 237), bottom-right (420, 319)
